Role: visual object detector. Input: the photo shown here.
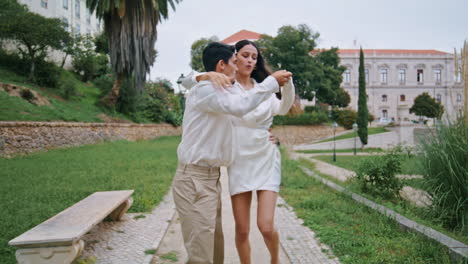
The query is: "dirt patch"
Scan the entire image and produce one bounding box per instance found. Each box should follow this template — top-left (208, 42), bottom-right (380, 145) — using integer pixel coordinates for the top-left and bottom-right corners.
top-left (0, 82), bottom-right (51, 106)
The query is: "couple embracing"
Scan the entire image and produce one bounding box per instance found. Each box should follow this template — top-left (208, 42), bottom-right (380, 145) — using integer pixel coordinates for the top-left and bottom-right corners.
top-left (172, 40), bottom-right (295, 264)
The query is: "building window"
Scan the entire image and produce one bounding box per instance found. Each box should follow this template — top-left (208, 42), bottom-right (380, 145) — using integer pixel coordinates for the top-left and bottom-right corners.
top-left (62, 17), bottom-right (69, 32)
top-left (63, 0), bottom-right (68, 9)
top-left (400, 94), bottom-right (406, 102)
top-left (365, 69), bottom-right (369, 83)
top-left (86, 9), bottom-right (91, 24)
top-left (380, 69), bottom-right (388, 84)
top-left (399, 69), bottom-right (406, 84)
top-left (434, 69), bottom-right (442, 84)
top-left (343, 69), bottom-right (351, 83)
top-left (436, 94), bottom-right (442, 103)
top-left (457, 93), bottom-right (462, 102)
top-left (41, 0), bottom-right (48, 8)
top-left (382, 109), bottom-right (388, 119)
top-left (75, 0), bottom-right (81, 18)
top-left (456, 68), bottom-right (462, 83)
top-left (75, 23), bottom-right (80, 35)
top-left (417, 69), bottom-right (424, 84)
top-left (382, 94), bottom-right (387, 102)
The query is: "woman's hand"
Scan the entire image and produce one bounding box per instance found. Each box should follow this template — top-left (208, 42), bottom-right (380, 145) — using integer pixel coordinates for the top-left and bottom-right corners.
top-left (271, 70), bottom-right (292, 87)
top-left (196, 72), bottom-right (233, 90)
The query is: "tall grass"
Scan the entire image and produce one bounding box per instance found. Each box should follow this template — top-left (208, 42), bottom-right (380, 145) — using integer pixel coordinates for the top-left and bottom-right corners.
top-left (419, 118), bottom-right (467, 231)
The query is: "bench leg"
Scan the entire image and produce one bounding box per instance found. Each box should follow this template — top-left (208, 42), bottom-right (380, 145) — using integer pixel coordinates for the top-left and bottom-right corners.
top-left (109, 197), bottom-right (133, 221)
top-left (15, 240), bottom-right (84, 264)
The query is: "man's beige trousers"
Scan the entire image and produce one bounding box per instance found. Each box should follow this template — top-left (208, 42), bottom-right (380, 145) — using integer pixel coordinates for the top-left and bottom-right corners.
top-left (172, 164), bottom-right (224, 264)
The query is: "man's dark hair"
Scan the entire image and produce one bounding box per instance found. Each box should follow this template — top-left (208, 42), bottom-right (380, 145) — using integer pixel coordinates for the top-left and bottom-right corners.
top-left (202, 42), bottom-right (235, 72)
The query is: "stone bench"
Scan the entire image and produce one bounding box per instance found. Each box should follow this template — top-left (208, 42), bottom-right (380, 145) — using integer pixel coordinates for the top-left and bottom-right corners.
top-left (9, 190), bottom-right (134, 264)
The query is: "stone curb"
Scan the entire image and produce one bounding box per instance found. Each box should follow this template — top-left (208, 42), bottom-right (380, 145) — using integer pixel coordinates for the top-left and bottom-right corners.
top-left (299, 166), bottom-right (468, 263)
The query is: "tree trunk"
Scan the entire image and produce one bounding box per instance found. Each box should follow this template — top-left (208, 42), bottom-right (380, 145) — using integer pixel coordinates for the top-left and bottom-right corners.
top-left (61, 53), bottom-right (69, 69)
top-left (100, 72), bottom-right (124, 109)
top-left (28, 58), bottom-right (35, 82)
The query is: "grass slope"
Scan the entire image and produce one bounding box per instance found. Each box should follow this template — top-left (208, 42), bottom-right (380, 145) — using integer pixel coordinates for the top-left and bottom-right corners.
top-left (317, 127), bottom-right (389, 143)
top-left (0, 67), bottom-right (128, 122)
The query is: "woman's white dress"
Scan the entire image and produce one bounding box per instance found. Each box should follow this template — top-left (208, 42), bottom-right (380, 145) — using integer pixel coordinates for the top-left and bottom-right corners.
top-left (228, 79), bottom-right (295, 196)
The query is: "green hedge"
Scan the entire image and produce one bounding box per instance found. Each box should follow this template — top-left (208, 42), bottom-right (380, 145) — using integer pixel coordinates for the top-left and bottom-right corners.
top-left (273, 111), bottom-right (329, 126)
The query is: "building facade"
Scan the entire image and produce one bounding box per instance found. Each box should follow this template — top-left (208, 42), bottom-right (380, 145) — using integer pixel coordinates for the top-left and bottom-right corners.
top-left (18, 0), bottom-right (102, 35)
top-left (339, 49), bottom-right (464, 123)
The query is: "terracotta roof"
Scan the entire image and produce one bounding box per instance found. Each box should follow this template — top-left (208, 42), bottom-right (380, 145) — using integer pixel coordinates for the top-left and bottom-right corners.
top-left (336, 49), bottom-right (448, 55)
top-left (221, 30), bottom-right (262, 45)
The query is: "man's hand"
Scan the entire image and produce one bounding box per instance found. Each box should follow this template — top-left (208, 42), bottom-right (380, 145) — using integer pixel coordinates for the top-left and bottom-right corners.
top-left (196, 72), bottom-right (233, 90)
top-left (268, 129), bottom-right (281, 146)
top-left (271, 70), bottom-right (292, 87)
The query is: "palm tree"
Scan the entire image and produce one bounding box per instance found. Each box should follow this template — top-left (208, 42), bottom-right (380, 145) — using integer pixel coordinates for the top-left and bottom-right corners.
top-left (86, 0), bottom-right (181, 108)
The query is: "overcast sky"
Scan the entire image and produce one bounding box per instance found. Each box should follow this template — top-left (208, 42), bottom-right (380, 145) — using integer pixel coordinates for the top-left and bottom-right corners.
top-left (149, 0), bottom-right (468, 90)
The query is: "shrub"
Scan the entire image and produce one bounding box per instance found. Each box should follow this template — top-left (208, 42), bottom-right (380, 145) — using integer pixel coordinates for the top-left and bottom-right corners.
top-left (273, 111), bottom-right (329, 126)
top-left (19, 88), bottom-right (35, 101)
top-left (0, 49), bottom-right (61, 88)
top-left (93, 74), bottom-right (114, 96)
top-left (58, 71), bottom-right (79, 99)
top-left (332, 109), bottom-right (357, 129)
top-left (21, 58), bottom-right (61, 88)
top-left (72, 53), bottom-right (109, 82)
top-left (420, 118), bottom-right (467, 230)
top-left (355, 150), bottom-right (403, 198)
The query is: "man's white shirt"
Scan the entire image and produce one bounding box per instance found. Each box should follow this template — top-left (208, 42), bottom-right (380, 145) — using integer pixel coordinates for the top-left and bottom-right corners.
top-left (177, 76), bottom-right (279, 167)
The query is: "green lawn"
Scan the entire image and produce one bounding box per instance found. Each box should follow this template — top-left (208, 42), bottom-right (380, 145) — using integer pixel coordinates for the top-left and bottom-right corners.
top-left (0, 67), bottom-right (129, 122)
top-left (313, 154), bottom-right (424, 175)
top-left (297, 147), bottom-right (384, 154)
top-left (297, 157), bottom-right (467, 246)
top-left (281, 155), bottom-right (455, 263)
top-left (0, 136), bottom-right (180, 264)
top-left (317, 127), bottom-right (389, 143)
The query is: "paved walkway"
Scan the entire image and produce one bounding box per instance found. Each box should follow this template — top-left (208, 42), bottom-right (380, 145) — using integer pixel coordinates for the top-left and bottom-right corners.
top-left (78, 166), bottom-right (341, 264)
top-left (153, 167), bottom-right (340, 264)
top-left (293, 125), bottom-right (426, 151)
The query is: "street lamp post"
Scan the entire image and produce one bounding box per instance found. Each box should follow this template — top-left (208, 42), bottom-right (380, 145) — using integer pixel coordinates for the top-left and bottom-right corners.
top-left (177, 73), bottom-right (185, 112)
top-left (332, 121), bottom-right (338, 162)
top-left (353, 122), bottom-right (358, 155)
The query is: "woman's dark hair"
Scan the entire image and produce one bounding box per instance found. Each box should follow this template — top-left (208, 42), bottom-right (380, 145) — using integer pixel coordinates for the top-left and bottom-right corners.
top-left (235, 40), bottom-right (281, 99)
top-left (202, 42), bottom-right (235, 72)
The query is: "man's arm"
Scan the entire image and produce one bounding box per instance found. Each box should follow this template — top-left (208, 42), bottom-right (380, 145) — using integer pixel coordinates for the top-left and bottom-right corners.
top-left (194, 76), bottom-right (280, 117)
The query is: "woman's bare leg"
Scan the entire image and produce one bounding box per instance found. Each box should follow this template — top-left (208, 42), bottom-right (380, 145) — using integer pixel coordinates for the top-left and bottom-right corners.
top-left (257, 190), bottom-right (279, 264)
top-left (231, 192), bottom-right (253, 264)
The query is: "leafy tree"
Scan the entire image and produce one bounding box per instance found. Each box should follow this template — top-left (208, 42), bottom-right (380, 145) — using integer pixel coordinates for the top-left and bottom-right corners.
top-left (357, 47), bottom-right (368, 145)
top-left (71, 35), bottom-right (109, 82)
top-left (256, 24), bottom-right (346, 106)
top-left (190, 36), bottom-right (218, 72)
top-left (86, 0), bottom-right (182, 109)
top-left (334, 88), bottom-right (351, 107)
top-left (94, 31), bottom-right (109, 54)
top-left (0, 0), bottom-right (70, 81)
top-left (410, 92), bottom-right (444, 119)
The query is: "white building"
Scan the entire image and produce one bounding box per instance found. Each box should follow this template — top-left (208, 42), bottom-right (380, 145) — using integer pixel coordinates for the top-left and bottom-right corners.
top-left (339, 49), bottom-right (464, 123)
top-left (18, 0), bottom-right (102, 35)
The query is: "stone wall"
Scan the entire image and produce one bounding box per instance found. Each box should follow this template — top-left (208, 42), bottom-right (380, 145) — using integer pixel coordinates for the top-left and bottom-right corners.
top-left (0, 122), bottom-right (181, 158)
top-left (271, 125), bottom-right (346, 146)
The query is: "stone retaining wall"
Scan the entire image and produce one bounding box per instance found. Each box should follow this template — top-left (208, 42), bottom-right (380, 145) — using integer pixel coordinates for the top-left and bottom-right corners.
top-left (0, 122), bottom-right (181, 157)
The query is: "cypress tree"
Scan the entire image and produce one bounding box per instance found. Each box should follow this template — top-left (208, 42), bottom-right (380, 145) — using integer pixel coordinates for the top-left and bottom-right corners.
top-left (357, 47), bottom-right (368, 145)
